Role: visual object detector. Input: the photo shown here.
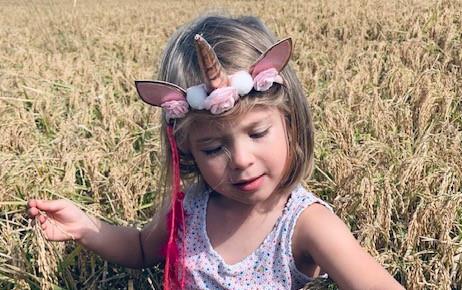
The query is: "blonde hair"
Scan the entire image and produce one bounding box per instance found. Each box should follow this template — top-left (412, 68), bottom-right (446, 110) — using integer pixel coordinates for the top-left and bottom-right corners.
top-left (157, 14), bottom-right (314, 196)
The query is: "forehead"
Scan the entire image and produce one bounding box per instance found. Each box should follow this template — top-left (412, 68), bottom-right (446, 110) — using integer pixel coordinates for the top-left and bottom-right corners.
top-left (188, 106), bottom-right (282, 139)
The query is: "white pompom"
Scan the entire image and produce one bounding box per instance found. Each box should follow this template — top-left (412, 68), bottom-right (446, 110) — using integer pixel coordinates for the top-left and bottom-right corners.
top-left (230, 71), bottom-right (253, 96)
top-left (186, 84), bottom-right (207, 110)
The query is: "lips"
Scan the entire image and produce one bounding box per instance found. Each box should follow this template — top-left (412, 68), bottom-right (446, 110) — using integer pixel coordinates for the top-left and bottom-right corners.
top-left (233, 174), bottom-right (265, 192)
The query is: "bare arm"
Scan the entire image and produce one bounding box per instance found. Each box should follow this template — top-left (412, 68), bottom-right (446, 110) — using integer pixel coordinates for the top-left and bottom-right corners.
top-left (294, 203), bottom-right (404, 290)
top-left (27, 199), bottom-right (168, 269)
top-left (78, 211), bottom-right (168, 268)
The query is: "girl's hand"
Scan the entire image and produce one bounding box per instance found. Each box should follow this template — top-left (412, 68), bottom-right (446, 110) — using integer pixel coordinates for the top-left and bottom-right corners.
top-left (27, 199), bottom-right (94, 242)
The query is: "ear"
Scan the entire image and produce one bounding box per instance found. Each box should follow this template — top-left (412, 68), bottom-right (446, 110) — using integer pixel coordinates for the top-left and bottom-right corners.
top-left (135, 80), bottom-right (187, 107)
top-left (249, 38), bottom-right (293, 78)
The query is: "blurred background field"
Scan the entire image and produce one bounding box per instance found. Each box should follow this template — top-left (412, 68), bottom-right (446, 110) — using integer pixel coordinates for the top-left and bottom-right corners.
top-left (0, 0), bottom-right (461, 289)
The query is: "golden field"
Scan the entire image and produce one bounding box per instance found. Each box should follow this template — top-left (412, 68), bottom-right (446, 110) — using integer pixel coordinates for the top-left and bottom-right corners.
top-left (0, 0), bottom-right (461, 289)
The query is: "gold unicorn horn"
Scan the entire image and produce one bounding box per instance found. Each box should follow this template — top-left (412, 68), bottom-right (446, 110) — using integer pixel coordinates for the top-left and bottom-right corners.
top-left (194, 34), bottom-right (229, 93)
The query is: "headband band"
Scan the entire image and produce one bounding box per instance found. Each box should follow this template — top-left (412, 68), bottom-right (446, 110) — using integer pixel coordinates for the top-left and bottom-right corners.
top-left (135, 35), bottom-right (292, 120)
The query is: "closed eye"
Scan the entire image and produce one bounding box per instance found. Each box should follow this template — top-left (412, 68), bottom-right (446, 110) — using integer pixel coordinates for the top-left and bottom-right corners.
top-left (202, 146), bottom-right (223, 156)
top-left (250, 128), bottom-right (270, 139)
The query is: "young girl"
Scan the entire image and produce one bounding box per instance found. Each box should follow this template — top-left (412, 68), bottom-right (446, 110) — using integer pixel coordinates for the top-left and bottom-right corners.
top-left (27, 14), bottom-right (404, 290)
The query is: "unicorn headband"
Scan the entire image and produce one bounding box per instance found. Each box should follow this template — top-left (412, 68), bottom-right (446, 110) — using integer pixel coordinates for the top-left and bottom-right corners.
top-left (135, 34), bottom-right (293, 119)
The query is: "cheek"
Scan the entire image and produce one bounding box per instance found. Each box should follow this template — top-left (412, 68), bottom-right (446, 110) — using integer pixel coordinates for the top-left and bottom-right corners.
top-left (193, 155), bottom-right (228, 182)
top-left (199, 162), bottom-right (228, 189)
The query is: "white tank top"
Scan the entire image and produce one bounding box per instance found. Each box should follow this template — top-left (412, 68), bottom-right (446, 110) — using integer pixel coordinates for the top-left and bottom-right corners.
top-left (180, 184), bottom-right (332, 289)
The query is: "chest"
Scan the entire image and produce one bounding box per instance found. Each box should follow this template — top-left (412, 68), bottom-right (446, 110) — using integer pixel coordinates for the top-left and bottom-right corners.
top-left (182, 188), bottom-right (323, 286)
top-left (206, 205), bottom-right (282, 265)
top-left (205, 207), bottom-right (321, 279)
top-left (184, 202), bottom-right (303, 289)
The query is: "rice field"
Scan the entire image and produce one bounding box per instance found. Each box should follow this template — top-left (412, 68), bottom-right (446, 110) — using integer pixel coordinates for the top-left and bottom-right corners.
top-left (0, 0), bottom-right (461, 289)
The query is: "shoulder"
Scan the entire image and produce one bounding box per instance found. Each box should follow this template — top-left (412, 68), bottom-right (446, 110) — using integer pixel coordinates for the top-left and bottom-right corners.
top-left (288, 186), bottom-right (338, 258)
top-left (294, 201), bottom-right (345, 250)
top-left (293, 196), bottom-right (404, 289)
top-left (293, 192), bottom-right (369, 268)
top-left (288, 185), bottom-right (341, 242)
top-left (291, 188), bottom-right (340, 257)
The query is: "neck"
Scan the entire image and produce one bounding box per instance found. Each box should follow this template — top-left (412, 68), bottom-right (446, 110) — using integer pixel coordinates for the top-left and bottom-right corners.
top-left (210, 189), bottom-right (290, 217)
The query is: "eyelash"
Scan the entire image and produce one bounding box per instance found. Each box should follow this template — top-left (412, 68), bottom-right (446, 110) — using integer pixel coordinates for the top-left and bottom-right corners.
top-left (201, 128), bottom-right (270, 156)
top-left (250, 128), bottom-right (269, 139)
top-left (202, 146), bottom-right (223, 156)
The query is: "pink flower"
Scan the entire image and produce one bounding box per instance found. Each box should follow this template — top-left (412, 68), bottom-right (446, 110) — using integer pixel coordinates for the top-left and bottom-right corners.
top-left (253, 68), bottom-right (283, 91)
top-left (161, 100), bottom-right (189, 119)
top-left (204, 87), bottom-right (239, 114)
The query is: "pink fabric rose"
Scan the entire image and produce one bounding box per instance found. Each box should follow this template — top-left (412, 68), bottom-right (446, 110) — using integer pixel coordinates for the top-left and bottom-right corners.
top-left (253, 68), bottom-right (283, 91)
top-left (204, 86), bottom-right (239, 114)
top-left (161, 100), bottom-right (189, 119)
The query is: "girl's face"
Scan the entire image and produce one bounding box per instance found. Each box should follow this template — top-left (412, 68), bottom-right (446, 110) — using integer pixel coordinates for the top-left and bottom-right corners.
top-left (188, 106), bottom-right (289, 206)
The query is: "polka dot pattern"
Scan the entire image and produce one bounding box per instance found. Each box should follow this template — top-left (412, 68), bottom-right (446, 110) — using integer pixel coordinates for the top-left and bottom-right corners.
top-left (180, 184), bottom-right (332, 289)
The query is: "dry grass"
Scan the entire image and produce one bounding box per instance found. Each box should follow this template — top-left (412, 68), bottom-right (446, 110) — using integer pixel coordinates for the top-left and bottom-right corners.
top-left (1, 0), bottom-right (461, 289)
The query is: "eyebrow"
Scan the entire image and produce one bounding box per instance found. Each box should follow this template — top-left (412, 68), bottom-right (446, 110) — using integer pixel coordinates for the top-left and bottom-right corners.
top-left (194, 115), bottom-right (272, 144)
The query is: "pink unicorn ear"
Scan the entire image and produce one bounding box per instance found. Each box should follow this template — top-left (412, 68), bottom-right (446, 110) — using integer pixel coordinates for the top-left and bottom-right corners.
top-left (249, 38), bottom-right (293, 78)
top-left (135, 80), bottom-right (187, 107)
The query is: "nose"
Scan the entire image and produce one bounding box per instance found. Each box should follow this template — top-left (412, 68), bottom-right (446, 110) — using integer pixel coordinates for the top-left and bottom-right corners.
top-left (228, 141), bottom-right (254, 170)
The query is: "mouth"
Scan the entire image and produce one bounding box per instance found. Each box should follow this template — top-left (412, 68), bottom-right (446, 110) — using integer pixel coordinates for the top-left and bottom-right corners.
top-left (232, 174), bottom-right (265, 192)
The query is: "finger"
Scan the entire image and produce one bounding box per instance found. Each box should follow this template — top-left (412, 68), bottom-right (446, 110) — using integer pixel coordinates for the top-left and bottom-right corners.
top-left (35, 199), bottom-right (66, 212)
top-left (39, 215), bottom-right (47, 224)
top-left (28, 207), bottom-right (39, 218)
top-left (27, 199), bottom-right (37, 208)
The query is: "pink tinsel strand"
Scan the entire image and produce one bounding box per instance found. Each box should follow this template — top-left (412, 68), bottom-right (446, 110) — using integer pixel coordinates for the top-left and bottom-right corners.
top-left (163, 125), bottom-right (186, 289)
